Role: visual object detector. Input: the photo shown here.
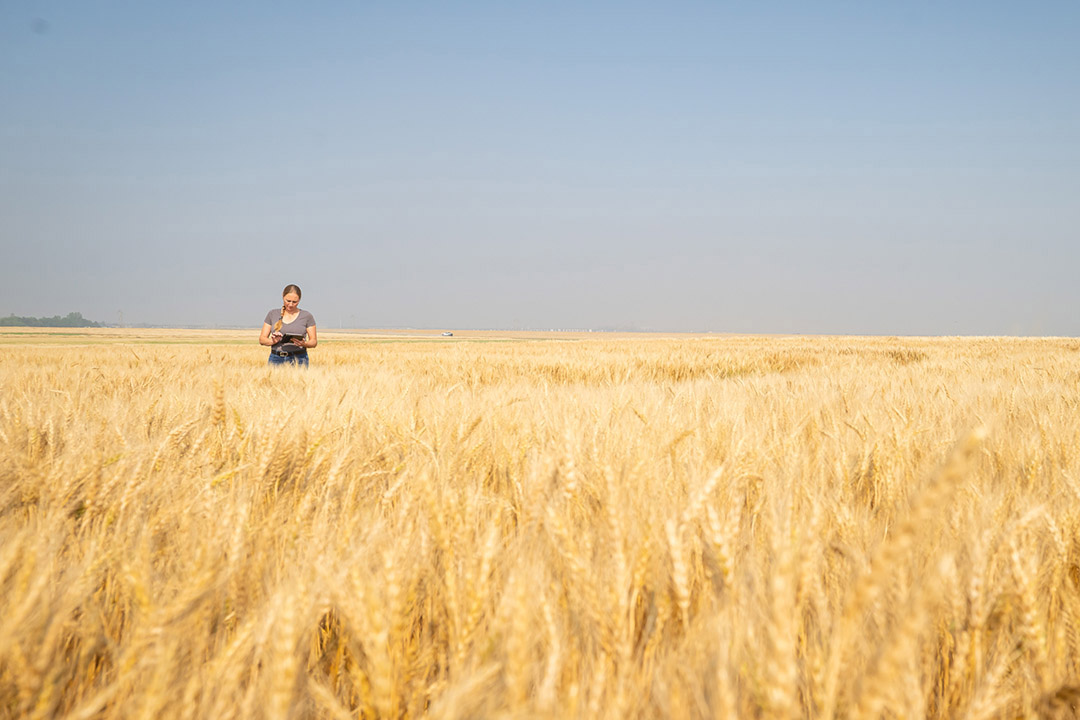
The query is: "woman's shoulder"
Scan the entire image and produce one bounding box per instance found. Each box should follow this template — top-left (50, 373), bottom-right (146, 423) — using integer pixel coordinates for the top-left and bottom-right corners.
top-left (300, 309), bottom-right (316, 323)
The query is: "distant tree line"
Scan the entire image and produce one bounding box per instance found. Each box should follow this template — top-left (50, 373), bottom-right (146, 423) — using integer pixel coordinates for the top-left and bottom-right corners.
top-left (0, 312), bottom-right (104, 327)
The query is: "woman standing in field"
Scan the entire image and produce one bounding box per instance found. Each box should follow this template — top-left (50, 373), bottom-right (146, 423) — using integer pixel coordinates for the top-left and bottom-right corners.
top-left (259, 284), bottom-right (317, 366)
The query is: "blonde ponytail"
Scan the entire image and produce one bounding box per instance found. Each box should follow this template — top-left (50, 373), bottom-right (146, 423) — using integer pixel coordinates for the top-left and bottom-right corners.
top-left (273, 303), bottom-right (286, 333)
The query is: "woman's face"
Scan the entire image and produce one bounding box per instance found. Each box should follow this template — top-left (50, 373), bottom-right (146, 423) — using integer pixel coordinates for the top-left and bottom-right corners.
top-left (283, 292), bottom-right (300, 312)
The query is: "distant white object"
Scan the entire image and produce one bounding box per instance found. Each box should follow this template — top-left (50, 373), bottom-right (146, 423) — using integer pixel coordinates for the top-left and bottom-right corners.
top-left (442, 331), bottom-right (453, 336)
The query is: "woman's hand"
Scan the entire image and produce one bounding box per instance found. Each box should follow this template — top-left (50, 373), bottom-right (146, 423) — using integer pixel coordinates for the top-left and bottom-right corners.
top-left (260, 323), bottom-right (281, 347)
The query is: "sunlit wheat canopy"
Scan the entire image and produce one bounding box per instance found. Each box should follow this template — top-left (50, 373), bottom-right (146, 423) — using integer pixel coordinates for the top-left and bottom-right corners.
top-left (2, 329), bottom-right (1080, 717)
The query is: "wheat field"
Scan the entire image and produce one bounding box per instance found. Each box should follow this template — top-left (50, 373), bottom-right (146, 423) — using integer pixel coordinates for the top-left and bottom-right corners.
top-left (2, 328), bottom-right (1080, 719)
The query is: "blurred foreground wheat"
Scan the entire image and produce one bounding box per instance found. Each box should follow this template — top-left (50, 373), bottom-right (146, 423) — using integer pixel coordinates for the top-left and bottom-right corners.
top-left (2, 332), bottom-right (1080, 719)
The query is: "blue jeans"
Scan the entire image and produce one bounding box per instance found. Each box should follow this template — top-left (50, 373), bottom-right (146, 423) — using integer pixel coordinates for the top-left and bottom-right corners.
top-left (268, 351), bottom-right (309, 367)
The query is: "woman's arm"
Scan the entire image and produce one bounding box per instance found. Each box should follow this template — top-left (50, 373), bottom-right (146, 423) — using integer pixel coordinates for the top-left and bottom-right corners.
top-left (299, 325), bottom-right (317, 349)
top-left (259, 322), bottom-right (279, 346)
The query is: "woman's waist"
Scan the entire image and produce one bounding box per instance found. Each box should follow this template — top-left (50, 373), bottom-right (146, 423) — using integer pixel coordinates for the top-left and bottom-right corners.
top-left (270, 344), bottom-right (308, 356)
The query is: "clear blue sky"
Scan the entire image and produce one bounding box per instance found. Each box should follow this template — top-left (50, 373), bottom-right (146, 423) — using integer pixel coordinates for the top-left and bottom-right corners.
top-left (3, 1), bottom-right (1078, 333)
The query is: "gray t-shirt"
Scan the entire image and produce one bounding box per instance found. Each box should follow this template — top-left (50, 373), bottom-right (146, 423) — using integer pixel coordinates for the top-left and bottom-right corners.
top-left (264, 308), bottom-right (316, 349)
